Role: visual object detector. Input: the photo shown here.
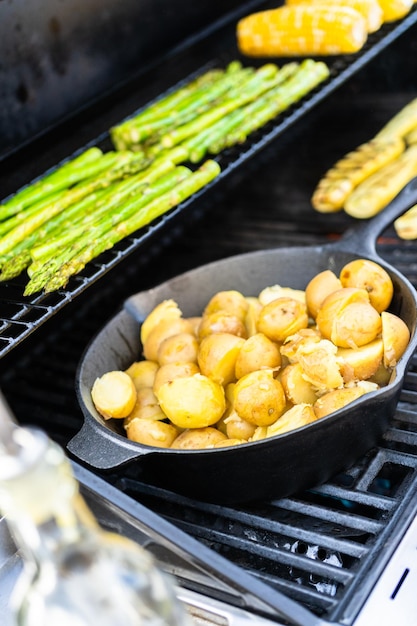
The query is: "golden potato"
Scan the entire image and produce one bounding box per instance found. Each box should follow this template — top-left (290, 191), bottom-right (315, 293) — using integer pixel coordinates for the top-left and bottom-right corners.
top-left (235, 333), bottom-right (281, 379)
top-left (280, 328), bottom-right (321, 363)
top-left (187, 316), bottom-right (202, 336)
top-left (197, 333), bottom-right (245, 386)
top-left (140, 299), bottom-right (182, 345)
top-left (258, 285), bottom-right (306, 306)
top-left (317, 287), bottom-right (381, 348)
top-left (203, 290), bottom-right (249, 322)
top-left (244, 296), bottom-right (263, 337)
top-left (266, 404), bottom-right (317, 437)
top-left (91, 370), bottom-right (137, 420)
top-left (171, 427), bottom-right (227, 449)
top-left (157, 332), bottom-right (199, 366)
top-left (369, 363), bottom-right (393, 386)
top-left (153, 362), bottom-right (200, 395)
top-left (316, 287), bottom-right (370, 340)
top-left (313, 382), bottom-right (378, 419)
top-left (257, 297), bottom-right (309, 343)
top-left (234, 369), bottom-right (287, 426)
top-left (305, 270), bottom-right (342, 319)
top-left (340, 259), bottom-right (394, 313)
top-left (124, 418), bottom-right (179, 448)
top-left (330, 302), bottom-right (382, 348)
top-left (381, 311), bottom-right (411, 367)
top-left (213, 438), bottom-right (246, 448)
top-left (156, 374), bottom-right (226, 429)
top-left (198, 311), bottom-right (247, 340)
top-left (296, 339), bottom-right (344, 391)
top-left (125, 360), bottom-right (159, 391)
top-left (223, 410), bottom-right (257, 440)
top-left (124, 386), bottom-right (165, 424)
top-left (280, 362), bottom-right (318, 405)
top-left (337, 339), bottom-right (384, 383)
top-left (143, 318), bottom-right (195, 362)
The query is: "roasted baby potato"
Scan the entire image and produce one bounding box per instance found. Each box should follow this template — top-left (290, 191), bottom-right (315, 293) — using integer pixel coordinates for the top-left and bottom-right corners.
top-left (125, 418), bottom-right (179, 447)
top-left (143, 317), bottom-right (195, 362)
top-left (203, 289), bottom-right (249, 322)
top-left (198, 332), bottom-right (245, 386)
top-left (156, 373), bottom-right (226, 429)
top-left (381, 311), bottom-right (411, 367)
top-left (233, 369), bottom-right (287, 426)
top-left (171, 427), bottom-right (228, 449)
top-left (92, 370), bottom-right (137, 419)
top-left (339, 259), bottom-right (394, 313)
top-left (157, 332), bottom-right (199, 365)
top-left (153, 362), bottom-right (200, 395)
top-left (235, 332), bottom-right (281, 379)
top-left (257, 297), bottom-right (309, 343)
top-left (125, 360), bottom-right (159, 390)
top-left (305, 269), bottom-right (342, 319)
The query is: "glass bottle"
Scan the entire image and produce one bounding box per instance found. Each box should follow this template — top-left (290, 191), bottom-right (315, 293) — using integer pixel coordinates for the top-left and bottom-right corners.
top-left (0, 422), bottom-right (192, 626)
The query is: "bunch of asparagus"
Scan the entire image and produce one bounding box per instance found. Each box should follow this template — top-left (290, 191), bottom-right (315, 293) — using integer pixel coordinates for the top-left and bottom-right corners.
top-left (0, 148), bottom-right (220, 294)
top-left (0, 57), bottom-right (329, 296)
top-left (110, 59), bottom-right (330, 162)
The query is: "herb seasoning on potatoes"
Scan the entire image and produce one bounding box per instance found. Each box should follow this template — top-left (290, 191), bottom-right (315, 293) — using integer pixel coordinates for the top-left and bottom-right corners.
top-left (90, 259), bottom-right (410, 450)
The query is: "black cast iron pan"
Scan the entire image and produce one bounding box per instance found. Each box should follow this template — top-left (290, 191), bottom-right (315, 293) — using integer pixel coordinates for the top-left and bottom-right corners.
top-left (70, 178), bottom-right (417, 504)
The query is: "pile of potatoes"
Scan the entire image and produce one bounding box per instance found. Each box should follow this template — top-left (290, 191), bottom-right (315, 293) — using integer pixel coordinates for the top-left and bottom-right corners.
top-left (91, 258), bottom-right (411, 450)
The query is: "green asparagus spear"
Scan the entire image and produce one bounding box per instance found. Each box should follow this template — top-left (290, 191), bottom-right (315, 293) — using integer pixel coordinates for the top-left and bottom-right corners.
top-left (160, 63), bottom-right (286, 148)
top-left (182, 63), bottom-right (299, 162)
top-left (112, 65), bottom-right (254, 147)
top-left (0, 189), bottom-right (67, 238)
top-left (0, 147), bottom-right (105, 221)
top-left (0, 151), bottom-right (149, 257)
top-left (24, 164), bottom-right (196, 294)
top-left (28, 160), bottom-right (220, 295)
top-left (29, 155), bottom-right (177, 264)
top-left (220, 60), bottom-right (330, 148)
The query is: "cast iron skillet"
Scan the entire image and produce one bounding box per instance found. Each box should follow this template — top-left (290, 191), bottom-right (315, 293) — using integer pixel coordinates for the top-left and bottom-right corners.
top-left (70, 178), bottom-right (417, 504)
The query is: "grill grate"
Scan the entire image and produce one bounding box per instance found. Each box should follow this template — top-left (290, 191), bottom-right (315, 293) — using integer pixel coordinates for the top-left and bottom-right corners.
top-left (2, 219), bottom-right (417, 622)
top-left (1, 4), bottom-right (417, 358)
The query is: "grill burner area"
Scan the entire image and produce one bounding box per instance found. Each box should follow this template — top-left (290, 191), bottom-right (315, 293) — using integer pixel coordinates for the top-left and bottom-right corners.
top-left (2, 200), bottom-right (417, 623)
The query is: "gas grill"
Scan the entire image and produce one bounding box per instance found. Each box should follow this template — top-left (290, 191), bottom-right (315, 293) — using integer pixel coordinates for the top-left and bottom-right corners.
top-left (1, 1), bottom-right (417, 624)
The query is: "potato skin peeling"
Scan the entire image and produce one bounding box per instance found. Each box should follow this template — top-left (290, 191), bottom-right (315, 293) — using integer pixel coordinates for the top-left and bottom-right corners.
top-left (90, 264), bottom-right (411, 450)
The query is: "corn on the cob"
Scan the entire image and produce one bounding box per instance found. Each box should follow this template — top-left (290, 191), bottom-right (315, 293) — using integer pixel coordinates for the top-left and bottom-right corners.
top-left (394, 204), bottom-right (417, 239)
top-left (311, 137), bottom-right (405, 212)
top-left (236, 6), bottom-right (368, 57)
top-left (376, 98), bottom-right (417, 141)
top-left (285, 0), bottom-right (383, 33)
top-left (377, 0), bottom-right (413, 22)
top-left (344, 144), bottom-right (417, 218)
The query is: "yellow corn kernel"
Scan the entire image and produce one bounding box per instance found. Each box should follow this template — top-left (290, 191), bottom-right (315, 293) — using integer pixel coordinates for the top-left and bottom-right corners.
top-left (285, 0), bottom-right (383, 33)
top-left (237, 6), bottom-right (368, 57)
top-left (377, 0), bottom-right (413, 22)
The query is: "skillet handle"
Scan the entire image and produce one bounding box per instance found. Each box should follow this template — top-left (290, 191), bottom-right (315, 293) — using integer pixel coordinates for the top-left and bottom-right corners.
top-left (67, 419), bottom-right (152, 469)
top-left (338, 176), bottom-right (417, 257)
